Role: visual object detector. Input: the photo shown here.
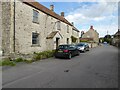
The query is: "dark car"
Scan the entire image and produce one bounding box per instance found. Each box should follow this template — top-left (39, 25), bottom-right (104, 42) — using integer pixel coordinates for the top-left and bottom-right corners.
top-left (54, 44), bottom-right (80, 59)
top-left (76, 43), bottom-right (89, 52)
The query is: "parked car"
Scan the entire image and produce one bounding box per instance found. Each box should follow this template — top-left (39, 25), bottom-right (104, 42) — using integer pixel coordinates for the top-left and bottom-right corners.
top-left (84, 43), bottom-right (90, 51)
top-left (76, 43), bottom-right (89, 52)
top-left (54, 44), bottom-right (80, 59)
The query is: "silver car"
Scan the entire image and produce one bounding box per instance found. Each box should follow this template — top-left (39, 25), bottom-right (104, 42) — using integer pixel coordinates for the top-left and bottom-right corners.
top-left (76, 43), bottom-right (89, 52)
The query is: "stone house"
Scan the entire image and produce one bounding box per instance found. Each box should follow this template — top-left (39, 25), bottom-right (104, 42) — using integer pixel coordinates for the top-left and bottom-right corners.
top-left (112, 29), bottom-right (120, 47)
top-left (80, 26), bottom-right (99, 48)
top-left (0, 0), bottom-right (79, 57)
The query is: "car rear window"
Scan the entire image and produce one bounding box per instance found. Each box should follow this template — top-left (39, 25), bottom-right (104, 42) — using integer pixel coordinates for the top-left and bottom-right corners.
top-left (58, 45), bottom-right (69, 49)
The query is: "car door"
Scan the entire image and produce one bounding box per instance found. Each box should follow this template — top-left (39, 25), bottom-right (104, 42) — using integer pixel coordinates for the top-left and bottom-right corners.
top-left (69, 45), bottom-right (75, 56)
top-left (73, 45), bottom-right (79, 55)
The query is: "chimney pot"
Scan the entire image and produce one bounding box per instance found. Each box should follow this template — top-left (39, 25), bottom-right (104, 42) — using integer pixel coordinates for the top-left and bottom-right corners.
top-left (71, 22), bottom-right (74, 25)
top-left (50, 5), bottom-right (54, 11)
top-left (61, 12), bottom-right (64, 17)
top-left (90, 26), bottom-right (94, 30)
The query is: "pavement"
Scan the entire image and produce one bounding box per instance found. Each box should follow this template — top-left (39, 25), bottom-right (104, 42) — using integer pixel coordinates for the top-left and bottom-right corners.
top-left (1, 45), bottom-right (118, 88)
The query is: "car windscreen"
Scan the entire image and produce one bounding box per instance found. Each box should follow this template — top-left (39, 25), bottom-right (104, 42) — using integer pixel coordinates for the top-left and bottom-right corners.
top-left (58, 45), bottom-right (69, 49)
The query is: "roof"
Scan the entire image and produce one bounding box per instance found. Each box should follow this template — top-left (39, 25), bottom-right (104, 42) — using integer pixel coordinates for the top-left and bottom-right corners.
top-left (80, 38), bottom-right (94, 41)
top-left (114, 29), bottom-right (120, 36)
top-left (46, 31), bottom-right (63, 39)
top-left (22, 0), bottom-right (73, 26)
top-left (72, 26), bottom-right (80, 32)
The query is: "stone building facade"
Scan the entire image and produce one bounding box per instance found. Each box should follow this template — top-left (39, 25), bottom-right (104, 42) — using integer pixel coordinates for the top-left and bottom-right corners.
top-left (1, 0), bottom-right (79, 56)
top-left (0, 1), bottom-right (2, 56)
top-left (80, 26), bottom-right (99, 48)
top-left (112, 29), bottom-right (120, 47)
top-left (71, 26), bottom-right (79, 44)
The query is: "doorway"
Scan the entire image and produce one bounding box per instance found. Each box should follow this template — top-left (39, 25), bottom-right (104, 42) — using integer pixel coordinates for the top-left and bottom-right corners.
top-left (67, 38), bottom-right (69, 44)
top-left (56, 38), bottom-right (60, 49)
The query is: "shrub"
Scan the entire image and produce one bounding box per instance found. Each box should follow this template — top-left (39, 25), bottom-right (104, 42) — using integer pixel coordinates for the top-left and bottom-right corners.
top-left (33, 53), bottom-right (42, 61)
top-left (14, 58), bottom-right (24, 62)
top-left (1, 59), bottom-right (16, 66)
top-left (33, 50), bottom-right (55, 61)
top-left (0, 60), bottom-right (2, 66)
top-left (24, 59), bottom-right (33, 64)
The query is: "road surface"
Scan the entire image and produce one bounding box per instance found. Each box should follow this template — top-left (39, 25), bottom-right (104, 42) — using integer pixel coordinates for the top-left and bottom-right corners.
top-left (2, 45), bottom-right (118, 88)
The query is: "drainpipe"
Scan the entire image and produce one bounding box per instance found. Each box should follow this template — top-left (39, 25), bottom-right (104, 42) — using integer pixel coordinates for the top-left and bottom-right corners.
top-left (13, 0), bottom-right (15, 52)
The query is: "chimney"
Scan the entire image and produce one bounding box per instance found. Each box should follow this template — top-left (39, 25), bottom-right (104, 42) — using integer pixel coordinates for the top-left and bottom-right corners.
top-left (61, 12), bottom-right (64, 17)
top-left (50, 5), bottom-right (54, 11)
top-left (81, 31), bottom-right (84, 37)
top-left (71, 22), bottom-right (74, 25)
top-left (90, 25), bottom-right (94, 30)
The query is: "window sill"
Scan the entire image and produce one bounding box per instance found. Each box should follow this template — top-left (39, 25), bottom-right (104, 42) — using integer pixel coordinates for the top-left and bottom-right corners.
top-left (32, 21), bottom-right (39, 24)
top-left (31, 44), bottom-right (41, 47)
top-left (57, 29), bottom-right (61, 30)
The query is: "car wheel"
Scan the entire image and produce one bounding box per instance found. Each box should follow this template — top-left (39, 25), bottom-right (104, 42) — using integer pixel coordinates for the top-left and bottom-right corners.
top-left (83, 49), bottom-right (85, 53)
top-left (55, 56), bottom-right (57, 58)
top-left (77, 51), bottom-right (80, 56)
top-left (68, 53), bottom-right (72, 59)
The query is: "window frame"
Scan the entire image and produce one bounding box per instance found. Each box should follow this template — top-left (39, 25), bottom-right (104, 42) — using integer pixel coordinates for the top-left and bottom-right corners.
top-left (32, 32), bottom-right (40, 46)
top-left (33, 10), bottom-right (39, 24)
top-left (57, 21), bottom-right (61, 30)
top-left (67, 25), bottom-right (69, 33)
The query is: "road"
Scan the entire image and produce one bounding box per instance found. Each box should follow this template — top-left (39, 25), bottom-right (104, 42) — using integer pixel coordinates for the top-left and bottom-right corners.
top-left (2, 45), bottom-right (118, 88)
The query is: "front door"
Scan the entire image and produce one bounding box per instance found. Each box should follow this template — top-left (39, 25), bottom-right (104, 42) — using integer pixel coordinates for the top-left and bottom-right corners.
top-left (67, 38), bottom-right (69, 44)
top-left (56, 38), bottom-right (60, 49)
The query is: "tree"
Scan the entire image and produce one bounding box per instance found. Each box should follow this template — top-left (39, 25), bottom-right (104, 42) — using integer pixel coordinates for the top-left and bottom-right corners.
top-left (104, 35), bottom-right (112, 44)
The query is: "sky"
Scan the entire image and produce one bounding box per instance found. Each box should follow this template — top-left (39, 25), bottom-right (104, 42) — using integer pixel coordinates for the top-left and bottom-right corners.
top-left (36, 0), bottom-right (119, 37)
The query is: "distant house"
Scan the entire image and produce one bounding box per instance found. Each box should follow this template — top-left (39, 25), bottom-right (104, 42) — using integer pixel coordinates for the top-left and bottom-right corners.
top-left (112, 29), bottom-right (120, 47)
top-left (80, 26), bottom-right (99, 48)
top-left (0, 0), bottom-right (79, 57)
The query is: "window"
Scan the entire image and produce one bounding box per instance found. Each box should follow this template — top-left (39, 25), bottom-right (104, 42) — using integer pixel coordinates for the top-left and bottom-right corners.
top-left (32, 32), bottom-right (39, 45)
top-left (67, 25), bottom-right (69, 33)
top-left (33, 10), bottom-right (39, 23)
top-left (57, 21), bottom-right (61, 30)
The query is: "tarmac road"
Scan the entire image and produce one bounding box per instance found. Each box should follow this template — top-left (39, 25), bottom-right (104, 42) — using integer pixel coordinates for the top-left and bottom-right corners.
top-left (2, 45), bottom-right (118, 88)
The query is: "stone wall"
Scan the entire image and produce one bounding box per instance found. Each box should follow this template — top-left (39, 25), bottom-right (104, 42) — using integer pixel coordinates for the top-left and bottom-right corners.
top-left (2, 2), bottom-right (12, 56)
top-left (72, 29), bottom-right (79, 43)
top-left (0, 1), bottom-right (2, 56)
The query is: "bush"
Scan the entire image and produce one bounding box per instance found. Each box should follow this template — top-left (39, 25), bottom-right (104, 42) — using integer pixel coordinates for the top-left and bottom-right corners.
top-left (33, 50), bottom-right (55, 61)
top-left (24, 59), bottom-right (33, 64)
top-left (14, 58), bottom-right (24, 62)
top-left (0, 59), bottom-right (16, 66)
top-left (33, 53), bottom-right (42, 61)
top-left (0, 60), bottom-right (2, 66)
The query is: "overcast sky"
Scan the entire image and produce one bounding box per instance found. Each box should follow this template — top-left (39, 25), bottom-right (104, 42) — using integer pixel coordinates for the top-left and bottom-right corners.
top-left (37, 0), bottom-right (118, 37)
